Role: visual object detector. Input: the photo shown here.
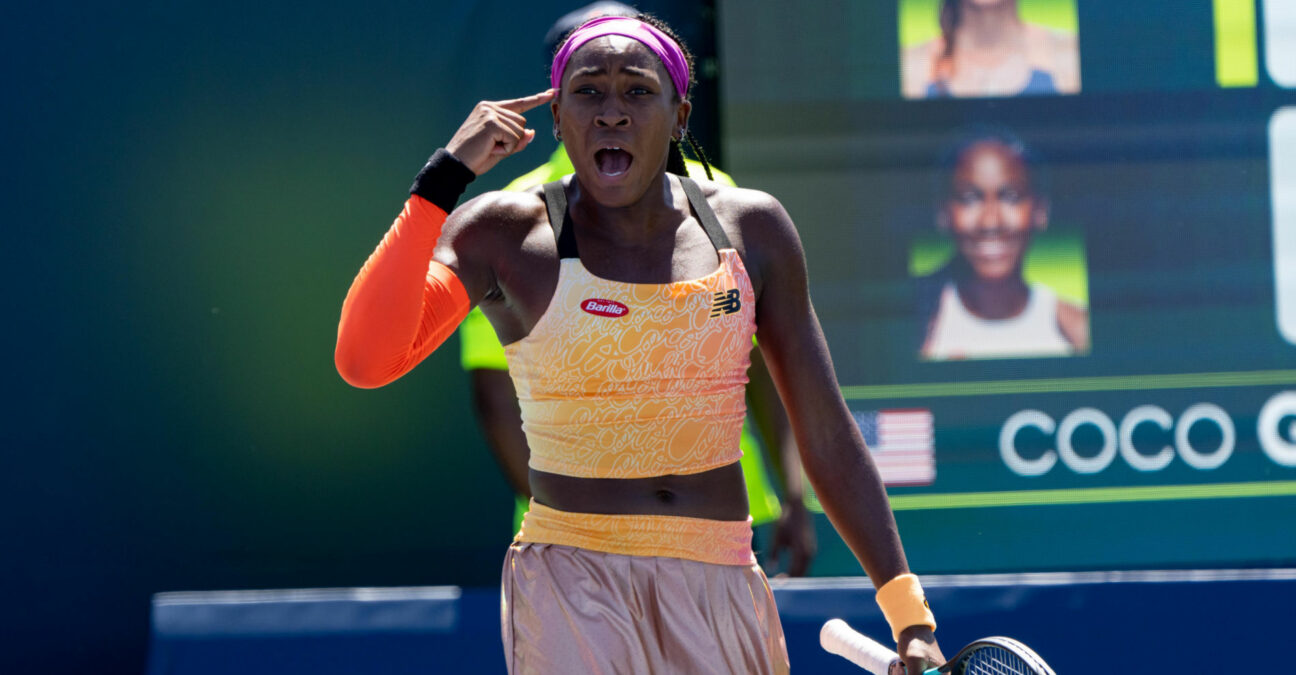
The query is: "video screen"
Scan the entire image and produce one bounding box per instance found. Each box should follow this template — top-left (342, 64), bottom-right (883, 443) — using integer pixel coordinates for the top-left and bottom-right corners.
top-left (720, 0), bottom-right (1296, 574)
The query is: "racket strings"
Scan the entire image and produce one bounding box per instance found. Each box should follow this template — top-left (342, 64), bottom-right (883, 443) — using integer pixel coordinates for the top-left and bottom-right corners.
top-left (960, 647), bottom-right (1034, 675)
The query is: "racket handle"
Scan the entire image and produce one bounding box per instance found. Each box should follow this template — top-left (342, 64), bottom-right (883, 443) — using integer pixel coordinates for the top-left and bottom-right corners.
top-left (820, 619), bottom-right (900, 674)
top-left (820, 619), bottom-right (941, 675)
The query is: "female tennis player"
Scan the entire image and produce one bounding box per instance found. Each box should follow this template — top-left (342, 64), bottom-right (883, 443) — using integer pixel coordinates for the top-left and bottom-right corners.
top-left (335, 14), bottom-right (943, 674)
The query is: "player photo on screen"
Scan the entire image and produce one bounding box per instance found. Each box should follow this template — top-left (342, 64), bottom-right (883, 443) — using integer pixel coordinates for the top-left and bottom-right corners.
top-left (914, 128), bottom-right (1090, 361)
top-left (899, 0), bottom-right (1081, 99)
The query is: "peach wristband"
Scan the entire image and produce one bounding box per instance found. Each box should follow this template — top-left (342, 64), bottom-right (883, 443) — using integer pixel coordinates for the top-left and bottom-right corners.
top-left (875, 573), bottom-right (936, 642)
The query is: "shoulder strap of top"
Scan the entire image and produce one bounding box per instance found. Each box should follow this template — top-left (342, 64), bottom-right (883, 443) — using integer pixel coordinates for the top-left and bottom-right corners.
top-left (678, 176), bottom-right (733, 251)
top-left (545, 177), bottom-right (727, 257)
top-left (542, 180), bottom-right (579, 259)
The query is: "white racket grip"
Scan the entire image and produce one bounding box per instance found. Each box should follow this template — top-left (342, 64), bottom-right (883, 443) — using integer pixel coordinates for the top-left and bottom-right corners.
top-left (820, 619), bottom-right (900, 674)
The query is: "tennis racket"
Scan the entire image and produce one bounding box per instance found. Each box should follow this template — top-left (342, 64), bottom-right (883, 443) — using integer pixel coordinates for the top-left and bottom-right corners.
top-left (820, 618), bottom-right (1055, 675)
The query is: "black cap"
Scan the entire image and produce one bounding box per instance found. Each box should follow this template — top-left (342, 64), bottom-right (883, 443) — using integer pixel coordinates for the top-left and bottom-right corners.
top-left (542, 2), bottom-right (638, 66)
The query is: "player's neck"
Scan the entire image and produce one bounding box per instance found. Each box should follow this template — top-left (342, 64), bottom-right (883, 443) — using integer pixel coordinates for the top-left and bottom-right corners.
top-left (570, 172), bottom-right (687, 248)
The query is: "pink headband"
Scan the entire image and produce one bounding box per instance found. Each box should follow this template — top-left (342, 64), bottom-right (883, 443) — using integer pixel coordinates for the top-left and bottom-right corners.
top-left (550, 16), bottom-right (689, 99)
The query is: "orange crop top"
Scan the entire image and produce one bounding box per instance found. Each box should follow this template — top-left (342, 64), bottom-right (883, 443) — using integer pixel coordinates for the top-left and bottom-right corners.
top-left (505, 178), bottom-right (756, 479)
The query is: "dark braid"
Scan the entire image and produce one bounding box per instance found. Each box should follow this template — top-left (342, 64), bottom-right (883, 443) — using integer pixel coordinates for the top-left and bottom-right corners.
top-left (936, 0), bottom-right (960, 84)
top-left (683, 130), bottom-right (714, 180)
top-left (667, 140), bottom-right (689, 176)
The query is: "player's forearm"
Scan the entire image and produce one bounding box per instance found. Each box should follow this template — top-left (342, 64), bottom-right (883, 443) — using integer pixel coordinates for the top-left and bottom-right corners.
top-left (335, 151), bottom-right (475, 388)
top-left (763, 343), bottom-right (906, 580)
top-left (799, 415), bottom-right (909, 584)
top-left (802, 406), bottom-right (937, 643)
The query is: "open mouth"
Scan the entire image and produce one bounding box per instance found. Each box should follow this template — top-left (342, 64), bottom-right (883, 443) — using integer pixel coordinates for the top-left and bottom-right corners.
top-left (594, 148), bottom-right (633, 177)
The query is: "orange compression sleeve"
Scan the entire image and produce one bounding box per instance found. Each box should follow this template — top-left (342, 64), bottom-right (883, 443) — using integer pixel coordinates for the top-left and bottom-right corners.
top-left (335, 194), bottom-right (471, 389)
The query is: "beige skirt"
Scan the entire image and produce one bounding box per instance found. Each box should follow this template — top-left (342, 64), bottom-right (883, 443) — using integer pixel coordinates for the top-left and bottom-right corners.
top-left (501, 542), bottom-right (790, 675)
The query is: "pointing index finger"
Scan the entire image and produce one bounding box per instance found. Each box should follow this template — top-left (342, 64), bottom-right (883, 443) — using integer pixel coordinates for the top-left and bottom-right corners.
top-left (498, 89), bottom-right (557, 114)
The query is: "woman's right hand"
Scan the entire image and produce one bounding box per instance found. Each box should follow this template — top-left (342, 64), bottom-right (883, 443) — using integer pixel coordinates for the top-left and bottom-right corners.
top-left (445, 89), bottom-right (555, 176)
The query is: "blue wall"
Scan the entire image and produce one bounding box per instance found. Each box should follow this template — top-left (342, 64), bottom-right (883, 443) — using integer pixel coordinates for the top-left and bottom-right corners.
top-left (147, 571), bottom-right (1296, 673)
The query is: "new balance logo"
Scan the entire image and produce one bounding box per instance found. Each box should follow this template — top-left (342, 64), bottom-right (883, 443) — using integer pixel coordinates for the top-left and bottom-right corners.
top-left (710, 289), bottom-right (741, 317)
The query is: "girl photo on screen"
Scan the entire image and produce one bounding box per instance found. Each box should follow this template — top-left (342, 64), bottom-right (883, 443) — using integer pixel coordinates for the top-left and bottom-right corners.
top-left (900, 0), bottom-right (1080, 99)
top-left (914, 128), bottom-right (1089, 361)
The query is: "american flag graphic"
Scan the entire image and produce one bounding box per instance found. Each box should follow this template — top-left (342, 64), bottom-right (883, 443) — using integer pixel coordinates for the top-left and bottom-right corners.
top-left (853, 408), bottom-right (935, 486)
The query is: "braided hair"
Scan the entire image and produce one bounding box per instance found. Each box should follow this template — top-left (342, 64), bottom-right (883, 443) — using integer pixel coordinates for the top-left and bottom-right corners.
top-left (553, 12), bottom-right (715, 180)
top-left (934, 0), bottom-right (961, 85)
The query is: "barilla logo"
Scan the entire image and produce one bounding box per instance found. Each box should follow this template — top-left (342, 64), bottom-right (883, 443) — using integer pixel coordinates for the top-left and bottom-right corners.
top-left (581, 298), bottom-right (629, 318)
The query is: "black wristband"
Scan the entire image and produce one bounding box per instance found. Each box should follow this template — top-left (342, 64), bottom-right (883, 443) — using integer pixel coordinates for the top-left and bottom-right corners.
top-left (409, 148), bottom-right (477, 213)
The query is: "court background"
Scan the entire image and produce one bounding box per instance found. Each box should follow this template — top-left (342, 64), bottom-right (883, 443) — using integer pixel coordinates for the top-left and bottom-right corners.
top-left (4, 0), bottom-right (1294, 673)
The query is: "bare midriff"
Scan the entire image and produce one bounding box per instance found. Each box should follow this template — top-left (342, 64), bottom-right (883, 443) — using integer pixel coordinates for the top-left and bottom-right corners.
top-left (530, 461), bottom-right (750, 522)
